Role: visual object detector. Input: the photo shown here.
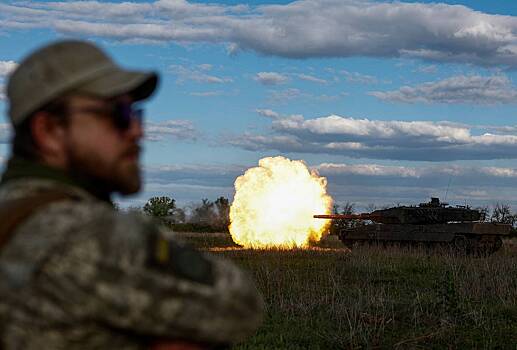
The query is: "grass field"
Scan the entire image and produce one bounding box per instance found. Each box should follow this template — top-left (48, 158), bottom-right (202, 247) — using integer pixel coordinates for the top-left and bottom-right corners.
top-left (179, 232), bottom-right (517, 349)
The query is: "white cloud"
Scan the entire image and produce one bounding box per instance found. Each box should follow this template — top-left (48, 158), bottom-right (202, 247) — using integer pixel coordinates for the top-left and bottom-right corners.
top-left (145, 119), bottom-right (198, 142)
top-left (169, 64), bottom-right (232, 84)
top-left (146, 161), bottom-right (517, 185)
top-left (341, 70), bottom-right (378, 84)
top-left (484, 125), bottom-right (517, 135)
top-left (480, 167), bottom-right (517, 177)
top-left (370, 75), bottom-right (517, 104)
top-left (268, 88), bottom-right (303, 102)
top-left (0, 60), bottom-right (17, 77)
top-left (0, 61), bottom-right (17, 102)
top-left (197, 63), bottom-right (213, 71)
top-left (315, 163), bottom-right (517, 209)
top-left (415, 65), bottom-right (438, 74)
top-left (265, 88), bottom-right (343, 104)
top-left (315, 162), bottom-right (517, 180)
top-left (0, 123), bottom-right (12, 143)
top-left (112, 160), bottom-right (517, 209)
top-left (254, 72), bottom-right (288, 85)
top-left (297, 74), bottom-right (327, 84)
top-left (316, 163), bottom-right (421, 178)
top-left (226, 114), bottom-right (517, 161)
top-left (6, 1), bottom-right (517, 67)
top-left (315, 94), bottom-right (340, 102)
top-left (17, 2), bottom-right (153, 19)
top-left (255, 108), bottom-right (280, 119)
top-left (189, 91), bottom-right (222, 97)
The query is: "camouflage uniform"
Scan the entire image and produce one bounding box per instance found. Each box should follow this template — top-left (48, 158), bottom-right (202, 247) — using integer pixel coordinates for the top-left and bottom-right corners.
top-left (0, 158), bottom-right (264, 349)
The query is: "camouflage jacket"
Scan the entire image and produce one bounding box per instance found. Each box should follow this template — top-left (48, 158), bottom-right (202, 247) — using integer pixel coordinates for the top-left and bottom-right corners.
top-left (0, 158), bottom-right (263, 349)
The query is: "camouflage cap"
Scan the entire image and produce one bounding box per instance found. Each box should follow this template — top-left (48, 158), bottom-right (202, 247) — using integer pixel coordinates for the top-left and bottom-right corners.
top-left (7, 40), bottom-right (159, 126)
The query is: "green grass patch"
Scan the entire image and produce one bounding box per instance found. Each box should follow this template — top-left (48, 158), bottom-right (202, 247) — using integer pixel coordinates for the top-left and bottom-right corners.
top-left (177, 232), bottom-right (517, 349)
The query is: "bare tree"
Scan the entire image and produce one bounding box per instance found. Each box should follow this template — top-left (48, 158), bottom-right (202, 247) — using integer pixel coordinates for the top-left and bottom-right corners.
top-left (190, 198), bottom-right (217, 224)
top-left (328, 201), bottom-right (357, 234)
top-left (214, 197), bottom-right (230, 229)
top-left (475, 205), bottom-right (490, 222)
top-left (490, 203), bottom-right (515, 225)
top-left (366, 203), bottom-right (377, 213)
top-left (341, 202), bottom-right (355, 215)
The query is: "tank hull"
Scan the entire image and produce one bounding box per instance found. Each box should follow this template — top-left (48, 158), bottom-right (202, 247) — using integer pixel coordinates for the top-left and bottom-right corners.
top-left (339, 222), bottom-right (510, 255)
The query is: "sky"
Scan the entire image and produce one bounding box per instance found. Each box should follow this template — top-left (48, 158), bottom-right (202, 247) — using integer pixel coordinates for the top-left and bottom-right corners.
top-left (2, 0), bottom-right (517, 211)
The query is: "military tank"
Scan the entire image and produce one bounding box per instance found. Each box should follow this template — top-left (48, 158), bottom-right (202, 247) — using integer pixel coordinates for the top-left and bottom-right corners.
top-left (314, 198), bottom-right (510, 255)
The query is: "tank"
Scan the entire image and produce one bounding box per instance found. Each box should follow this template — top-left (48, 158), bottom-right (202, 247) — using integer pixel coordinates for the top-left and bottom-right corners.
top-left (314, 198), bottom-right (511, 255)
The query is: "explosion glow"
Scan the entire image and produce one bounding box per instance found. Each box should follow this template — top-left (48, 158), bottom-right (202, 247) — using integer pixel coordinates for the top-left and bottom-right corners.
top-left (229, 156), bottom-right (333, 249)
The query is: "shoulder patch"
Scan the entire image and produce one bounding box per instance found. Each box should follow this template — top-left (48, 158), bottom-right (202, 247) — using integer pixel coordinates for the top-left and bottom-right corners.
top-left (147, 231), bottom-right (214, 286)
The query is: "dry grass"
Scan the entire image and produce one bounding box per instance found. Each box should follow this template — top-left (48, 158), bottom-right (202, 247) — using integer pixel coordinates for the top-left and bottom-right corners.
top-left (177, 232), bottom-right (517, 349)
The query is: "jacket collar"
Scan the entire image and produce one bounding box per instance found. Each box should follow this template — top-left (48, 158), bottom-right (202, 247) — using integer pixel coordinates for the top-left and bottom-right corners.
top-left (0, 156), bottom-right (113, 204)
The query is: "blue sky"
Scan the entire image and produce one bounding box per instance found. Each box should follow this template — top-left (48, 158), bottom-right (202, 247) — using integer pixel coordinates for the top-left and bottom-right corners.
top-left (3, 0), bottom-right (517, 211)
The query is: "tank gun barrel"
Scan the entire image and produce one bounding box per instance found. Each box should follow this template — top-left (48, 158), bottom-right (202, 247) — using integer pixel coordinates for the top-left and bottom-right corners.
top-left (313, 214), bottom-right (381, 220)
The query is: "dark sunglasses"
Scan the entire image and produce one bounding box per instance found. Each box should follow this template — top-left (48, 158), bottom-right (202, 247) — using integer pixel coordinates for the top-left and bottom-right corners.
top-left (66, 101), bottom-right (144, 131)
top-left (112, 102), bottom-right (144, 131)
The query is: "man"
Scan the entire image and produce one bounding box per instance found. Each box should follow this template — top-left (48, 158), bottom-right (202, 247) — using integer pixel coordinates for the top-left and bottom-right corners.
top-left (0, 40), bottom-right (263, 349)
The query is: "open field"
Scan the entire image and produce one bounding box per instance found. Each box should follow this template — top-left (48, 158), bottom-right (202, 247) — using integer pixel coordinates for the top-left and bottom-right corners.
top-left (178, 232), bottom-right (517, 349)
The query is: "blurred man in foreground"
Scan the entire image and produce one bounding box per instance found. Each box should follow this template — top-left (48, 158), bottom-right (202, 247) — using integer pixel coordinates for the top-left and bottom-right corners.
top-left (0, 40), bottom-right (263, 349)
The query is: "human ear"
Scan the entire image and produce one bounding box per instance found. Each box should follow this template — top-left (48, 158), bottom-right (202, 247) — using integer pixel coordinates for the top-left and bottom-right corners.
top-left (30, 112), bottom-right (67, 161)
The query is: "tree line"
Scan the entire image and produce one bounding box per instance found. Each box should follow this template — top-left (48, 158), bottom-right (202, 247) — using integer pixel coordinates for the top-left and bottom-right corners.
top-left (126, 196), bottom-right (231, 232)
top-left (124, 197), bottom-right (517, 234)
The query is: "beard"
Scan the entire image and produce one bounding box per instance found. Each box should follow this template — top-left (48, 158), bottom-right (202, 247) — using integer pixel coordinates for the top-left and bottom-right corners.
top-left (65, 142), bottom-right (142, 196)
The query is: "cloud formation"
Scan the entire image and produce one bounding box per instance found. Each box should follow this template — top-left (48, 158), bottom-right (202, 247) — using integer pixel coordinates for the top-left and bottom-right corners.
top-left (4, 1), bottom-right (517, 67)
top-left (145, 119), bottom-right (198, 142)
top-left (484, 125), bottom-right (517, 135)
top-left (0, 123), bottom-right (11, 142)
top-left (370, 75), bottom-right (517, 104)
top-left (268, 88), bottom-right (303, 102)
top-left (169, 64), bottom-right (232, 84)
top-left (119, 160), bottom-right (517, 209)
top-left (189, 91), bottom-right (222, 97)
top-left (254, 72), bottom-right (288, 85)
top-left (316, 162), bottom-right (517, 181)
top-left (341, 70), bottom-right (379, 84)
top-left (315, 162), bottom-right (517, 208)
top-left (255, 108), bottom-right (280, 119)
top-left (0, 61), bottom-right (17, 77)
top-left (415, 65), bottom-right (438, 74)
top-left (297, 74), bottom-right (327, 84)
top-left (122, 162), bottom-right (245, 206)
top-left (226, 114), bottom-right (517, 161)
top-left (145, 161), bottom-right (517, 191)
top-left (0, 61), bottom-right (17, 101)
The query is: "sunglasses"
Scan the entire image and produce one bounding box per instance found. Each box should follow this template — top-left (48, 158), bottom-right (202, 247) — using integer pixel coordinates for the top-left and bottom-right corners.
top-left (66, 101), bottom-right (144, 131)
top-left (112, 102), bottom-right (144, 131)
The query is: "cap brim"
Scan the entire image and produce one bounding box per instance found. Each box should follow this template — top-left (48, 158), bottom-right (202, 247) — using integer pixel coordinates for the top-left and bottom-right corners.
top-left (77, 67), bottom-right (159, 102)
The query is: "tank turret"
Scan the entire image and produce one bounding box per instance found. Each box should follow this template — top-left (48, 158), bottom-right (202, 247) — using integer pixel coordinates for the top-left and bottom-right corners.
top-left (314, 198), bottom-right (482, 224)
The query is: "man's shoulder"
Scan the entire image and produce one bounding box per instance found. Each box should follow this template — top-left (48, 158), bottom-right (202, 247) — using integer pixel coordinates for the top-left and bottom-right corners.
top-left (0, 177), bottom-right (115, 235)
top-left (0, 176), bottom-right (150, 254)
top-left (0, 177), bottom-right (96, 202)
top-left (0, 178), bottom-right (155, 290)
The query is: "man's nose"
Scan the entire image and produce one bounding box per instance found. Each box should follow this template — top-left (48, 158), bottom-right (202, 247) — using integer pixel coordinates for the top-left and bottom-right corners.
top-left (125, 116), bottom-right (144, 140)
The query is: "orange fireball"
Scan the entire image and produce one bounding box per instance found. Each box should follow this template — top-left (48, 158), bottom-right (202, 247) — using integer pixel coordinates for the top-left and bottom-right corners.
top-left (229, 156), bottom-right (332, 249)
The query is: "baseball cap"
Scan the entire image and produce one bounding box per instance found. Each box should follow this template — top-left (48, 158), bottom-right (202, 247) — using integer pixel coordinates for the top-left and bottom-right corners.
top-left (6, 40), bottom-right (159, 126)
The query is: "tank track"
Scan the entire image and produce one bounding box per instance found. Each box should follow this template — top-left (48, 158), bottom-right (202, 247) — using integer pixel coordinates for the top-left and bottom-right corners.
top-left (339, 234), bottom-right (504, 256)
